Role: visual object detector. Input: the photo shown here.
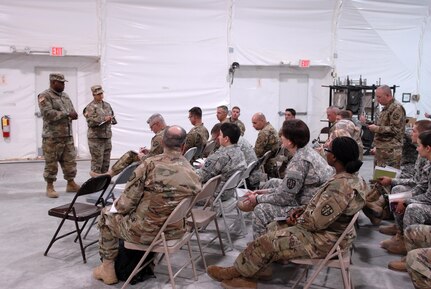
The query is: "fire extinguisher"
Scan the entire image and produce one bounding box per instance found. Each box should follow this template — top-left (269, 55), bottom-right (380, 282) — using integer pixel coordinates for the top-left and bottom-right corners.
top-left (1, 115), bottom-right (11, 138)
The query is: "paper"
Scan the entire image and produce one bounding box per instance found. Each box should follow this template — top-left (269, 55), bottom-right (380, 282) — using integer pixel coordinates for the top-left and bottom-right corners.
top-left (109, 198), bottom-right (119, 213)
top-left (373, 166), bottom-right (400, 180)
top-left (388, 191), bottom-right (412, 203)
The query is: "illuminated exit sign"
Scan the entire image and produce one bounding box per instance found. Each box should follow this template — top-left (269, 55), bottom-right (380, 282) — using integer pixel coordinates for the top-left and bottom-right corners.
top-left (299, 59), bottom-right (310, 68)
top-left (50, 47), bottom-right (64, 56)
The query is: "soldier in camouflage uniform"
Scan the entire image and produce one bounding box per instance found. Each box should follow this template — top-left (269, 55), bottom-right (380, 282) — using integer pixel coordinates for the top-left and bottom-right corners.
top-left (93, 126), bottom-right (201, 285)
top-left (183, 107), bottom-right (209, 161)
top-left (84, 85), bottom-right (115, 175)
top-left (207, 137), bottom-right (367, 288)
top-left (326, 110), bottom-right (364, 160)
top-left (216, 105), bottom-right (229, 123)
top-left (284, 108), bottom-right (296, 120)
top-left (244, 120), bottom-right (334, 238)
top-left (197, 123), bottom-right (247, 201)
top-left (368, 85), bottom-right (406, 169)
top-left (38, 73), bottom-right (80, 198)
top-left (93, 113), bottom-right (167, 178)
top-left (252, 112), bottom-right (280, 179)
top-left (404, 225), bottom-right (431, 288)
top-left (400, 129), bottom-right (419, 179)
top-left (228, 106), bottom-right (246, 136)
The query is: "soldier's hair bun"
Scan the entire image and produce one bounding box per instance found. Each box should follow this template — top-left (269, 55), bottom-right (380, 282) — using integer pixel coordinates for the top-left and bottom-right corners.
top-left (331, 136), bottom-right (362, 173)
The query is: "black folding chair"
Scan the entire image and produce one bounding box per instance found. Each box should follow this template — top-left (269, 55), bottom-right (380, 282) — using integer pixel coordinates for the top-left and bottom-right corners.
top-left (43, 175), bottom-right (111, 263)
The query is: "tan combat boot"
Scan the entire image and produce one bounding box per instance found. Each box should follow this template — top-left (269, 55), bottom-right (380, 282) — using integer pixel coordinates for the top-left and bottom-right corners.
top-left (46, 182), bottom-right (59, 198)
top-left (66, 180), bottom-right (80, 193)
top-left (93, 259), bottom-right (118, 285)
top-left (221, 277), bottom-right (257, 289)
top-left (207, 265), bottom-right (241, 282)
top-left (388, 256), bottom-right (407, 272)
top-left (381, 232), bottom-right (407, 255)
top-left (379, 223), bottom-right (398, 235)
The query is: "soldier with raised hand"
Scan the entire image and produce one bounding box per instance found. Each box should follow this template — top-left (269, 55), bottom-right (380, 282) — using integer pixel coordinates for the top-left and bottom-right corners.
top-left (229, 106), bottom-right (246, 136)
top-left (206, 137), bottom-right (367, 288)
top-left (183, 107), bottom-right (209, 160)
top-left (38, 73), bottom-right (80, 198)
top-left (93, 125), bottom-right (201, 285)
top-left (196, 122), bottom-right (247, 201)
top-left (252, 112), bottom-right (280, 179)
top-left (85, 85), bottom-right (115, 175)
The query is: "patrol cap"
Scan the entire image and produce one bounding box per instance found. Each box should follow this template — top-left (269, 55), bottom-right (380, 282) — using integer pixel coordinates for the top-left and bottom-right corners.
top-left (49, 73), bottom-right (68, 82)
top-left (91, 85), bottom-right (104, 95)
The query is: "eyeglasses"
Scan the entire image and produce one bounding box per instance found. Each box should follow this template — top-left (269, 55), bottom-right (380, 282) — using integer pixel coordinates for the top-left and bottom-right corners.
top-left (324, 148), bottom-right (333, 154)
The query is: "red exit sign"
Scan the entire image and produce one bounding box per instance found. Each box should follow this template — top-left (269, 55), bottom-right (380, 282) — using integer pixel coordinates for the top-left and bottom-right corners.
top-left (299, 59), bottom-right (310, 68)
top-left (50, 47), bottom-right (64, 56)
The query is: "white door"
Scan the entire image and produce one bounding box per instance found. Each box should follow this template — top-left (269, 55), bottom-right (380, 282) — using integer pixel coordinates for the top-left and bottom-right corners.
top-left (35, 67), bottom-right (78, 156)
top-left (278, 74), bottom-right (309, 128)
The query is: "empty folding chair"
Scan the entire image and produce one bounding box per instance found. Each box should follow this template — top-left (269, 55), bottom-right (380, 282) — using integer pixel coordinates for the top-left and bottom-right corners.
top-left (186, 175), bottom-right (223, 269)
top-left (212, 170), bottom-right (246, 251)
top-left (290, 211), bottom-right (361, 289)
top-left (44, 175), bottom-right (111, 263)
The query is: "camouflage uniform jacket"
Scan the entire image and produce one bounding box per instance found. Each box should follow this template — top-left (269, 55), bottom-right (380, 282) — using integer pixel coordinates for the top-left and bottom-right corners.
top-left (326, 119), bottom-right (363, 149)
top-left (114, 149), bottom-right (201, 244)
top-left (38, 88), bottom-right (77, 138)
top-left (229, 118), bottom-right (246, 136)
top-left (141, 128), bottom-right (165, 161)
top-left (399, 133), bottom-right (419, 178)
top-left (257, 146), bottom-right (334, 206)
top-left (83, 100), bottom-right (114, 139)
top-left (237, 136), bottom-right (260, 185)
top-left (374, 99), bottom-right (406, 149)
top-left (183, 123), bottom-right (209, 154)
top-left (293, 172), bottom-right (367, 257)
top-left (197, 144), bottom-right (247, 198)
top-left (393, 155), bottom-right (430, 196)
top-left (254, 122), bottom-right (280, 158)
top-left (408, 162), bottom-right (431, 205)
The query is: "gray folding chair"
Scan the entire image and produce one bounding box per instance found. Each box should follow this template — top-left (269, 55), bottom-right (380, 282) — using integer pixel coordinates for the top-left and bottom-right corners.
top-left (237, 160), bottom-right (258, 190)
top-left (183, 147), bottom-right (198, 162)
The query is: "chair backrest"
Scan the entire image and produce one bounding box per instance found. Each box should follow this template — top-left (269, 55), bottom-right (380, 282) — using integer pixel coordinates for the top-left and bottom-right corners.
top-left (213, 170), bottom-right (243, 203)
top-left (329, 211), bottom-right (361, 253)
top-left (202, 140), bottom-right (216, 156)
top-left (194, 175), bottom-right (222, 204)
top-left (77, 175), bottom-right (111, 198)
top-left (105, 162), bottom-right (139, 202)
top-left (241, 160), bottom-right (258, 180)
top-left (258, 150), bottom-right (272, 168)
top-left (183, 147), bottom-right (198, 162)
top-left (163, 197), bottom-right (194, 228)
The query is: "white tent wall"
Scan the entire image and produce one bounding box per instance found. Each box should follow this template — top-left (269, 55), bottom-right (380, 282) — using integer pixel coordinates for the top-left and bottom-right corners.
top-left (0, 0), bottom-right (430, 160)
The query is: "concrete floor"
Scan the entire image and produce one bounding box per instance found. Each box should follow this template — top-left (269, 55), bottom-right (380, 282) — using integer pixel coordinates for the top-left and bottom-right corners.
top-left (0, 155), bottom-right (414, 289)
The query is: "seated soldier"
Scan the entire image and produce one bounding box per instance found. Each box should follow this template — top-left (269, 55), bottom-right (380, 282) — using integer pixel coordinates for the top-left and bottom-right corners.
top-left (206, 136), bottom-right (367, 288)
top-left (92, 125), bottom-right (201, 285)
top-left (90, 113), bottom-right (166, 178)
top-left (241, 119), bottom-right (334, 239)
top-left (183, 106), bottom-right (209, 161)
top-left (369, 120), bottom-right (431, 236)
top-left (196, 122), bottom-right (247, 201)
top-left (405, 225), bottom-right (431, 288)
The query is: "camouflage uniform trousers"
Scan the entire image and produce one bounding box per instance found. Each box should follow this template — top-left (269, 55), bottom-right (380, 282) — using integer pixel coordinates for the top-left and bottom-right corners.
top-left (110, 150), bottom-right (139, 177)
top-left (374, 147), bottom-right (402, 169)
top-left (42, 137), bottom-right (77, 182)
top-left (97, 207), bottom-right (142, 261)
top-left (391, 185), bottom-right (413, 231)
top-left (404, 225), bottom-right (431, 289)
top-left (88, 138), bottom-right (112, 174)
top-left (234, 225), bottom-right (308, 277)
top-left (404, 203), bottom-right (431, 230)
top-left (252, 178), bottom-right (297, 239)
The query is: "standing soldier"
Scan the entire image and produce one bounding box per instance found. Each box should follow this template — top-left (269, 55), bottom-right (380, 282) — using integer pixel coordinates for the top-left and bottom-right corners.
top-left (367, 85), bottom-right (406, 169)
top-left (38, 73), bottom-right (80, 198)
top-left (85, 85), bottom-right (116, 176)
top-left (229, 106), bottom-right (246, 136)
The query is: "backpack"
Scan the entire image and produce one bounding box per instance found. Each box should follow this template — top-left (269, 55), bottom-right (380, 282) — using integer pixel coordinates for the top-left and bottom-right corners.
top-left (115, 239), bottom-right (156, 285)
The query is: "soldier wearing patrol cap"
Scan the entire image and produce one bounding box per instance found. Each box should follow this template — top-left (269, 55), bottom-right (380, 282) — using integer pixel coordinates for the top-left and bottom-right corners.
top-left (38, 73), bottom-right (80, 198)
top-left (84, 85), bottom-right (115, 176)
